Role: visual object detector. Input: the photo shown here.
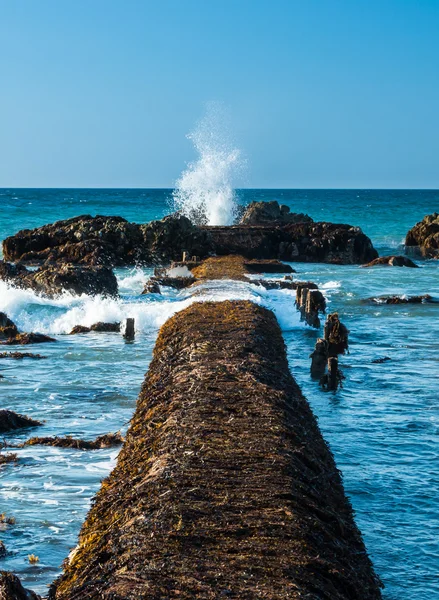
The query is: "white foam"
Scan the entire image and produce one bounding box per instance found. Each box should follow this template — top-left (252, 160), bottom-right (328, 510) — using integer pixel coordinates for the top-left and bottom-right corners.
top-left (173, 102), bottom-right (244, 226)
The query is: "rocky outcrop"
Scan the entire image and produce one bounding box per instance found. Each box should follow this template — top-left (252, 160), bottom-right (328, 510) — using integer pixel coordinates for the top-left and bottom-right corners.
top-left (204, 221), bottom-right (378, 264)
top-left (0, 410), bottom-right (41, 433)
top-left (2, 214), bottom-right (209, 267)
top-left (69, 322), bottom-right (121, 335)
top-left (239, 200), bottom-right (313, 225)
top-left (3, 208), bottom-right (378, 267)
top-left (366, 294), bottom-right (436, 304)
top-left (2, 333), bottom-right (56, 345)
top-left (363, 255), bottom-right (419, 268)
top-left (51, 300), bottom-right (382, 600)
top-left (0, 571), bottom-right (41, 599)
top-left (405, 213), bottom-right (439, 258)
top-left (20, 432), bottom-right (123, 450)
top-left (0, 261), bottom-right (118, 297)
top-left (0, 312), bottom-right (19, 340)
top-left (0, 352), bottom-right (46, 359)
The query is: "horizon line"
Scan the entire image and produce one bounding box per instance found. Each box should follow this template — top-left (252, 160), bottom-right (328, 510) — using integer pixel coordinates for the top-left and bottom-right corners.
top-left (1, 186), bottom-right (439, 192)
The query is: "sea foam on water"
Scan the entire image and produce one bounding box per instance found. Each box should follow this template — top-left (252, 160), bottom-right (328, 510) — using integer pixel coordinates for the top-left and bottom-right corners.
top-left (173, 103), bottom-right (243, 226)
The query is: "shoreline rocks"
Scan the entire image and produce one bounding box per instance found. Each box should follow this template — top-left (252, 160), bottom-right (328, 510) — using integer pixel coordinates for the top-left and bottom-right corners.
top-left (405, 213), bottom-right (439, 258)
top-left (0, 571), bottom-right (41, 600)
top-left (3, 207), bottom-right (378, 267)
top-left (366, 294), bottom-right (436, 305)
top-left (239, 200), bottom-right (313, 225)
top-left (0, 410), bottom-right (42, 433)
top-left (0, 261), bottom-right (118, 298)
top-left (20, 432), bottom-right (123, 450)
top-left (362, 255), bottom-right (419, 268)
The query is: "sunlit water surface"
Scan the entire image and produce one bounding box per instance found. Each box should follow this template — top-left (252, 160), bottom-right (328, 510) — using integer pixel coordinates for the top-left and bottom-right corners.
top-left (0, 189), bottom-right (438, 598)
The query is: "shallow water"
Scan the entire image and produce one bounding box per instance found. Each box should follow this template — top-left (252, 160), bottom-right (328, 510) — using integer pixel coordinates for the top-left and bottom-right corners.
top-left (0, 189), bottom-right (438, 598)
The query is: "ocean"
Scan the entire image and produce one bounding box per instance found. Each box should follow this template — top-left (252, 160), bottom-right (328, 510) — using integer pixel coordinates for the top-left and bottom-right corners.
top-left (0, 188), bottom-right (438, 598)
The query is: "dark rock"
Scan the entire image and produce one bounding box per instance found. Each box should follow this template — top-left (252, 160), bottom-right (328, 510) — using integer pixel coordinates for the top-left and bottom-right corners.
top-left (405, 213), bottom-right (439, 258)
top-left (366, 294), bottom-right (436, 305)
top-left (0, 313), bottom-right (19, 341)
top-left (69, 325), bottom-right (91, 335)
top-left (2, 333), bottom-right (56, 345)
top-left (142, 280), bottom-right (161, 294)
top-left (243, 259), bottom-right (295, 273)
top-left (0, 410), bottom-right (42, 433)
top-left (90, 322), bottom-right (120, 332)
top-left (0, 352), bottom-right (46, 359)
top-left (3, 207), bottom-right (378, 266)
top-left (0, 261), bottom-right (118, 298)
top-left (0, 571), bottom-right (41, 599)
top-left (22, 432), bottom-right (124, 450)
top-left (362, 255), bottom-right (419, 268)
top-left (0, 542), bottom-right (6, 558)
top-left (0, 453), bottom-right (18, 466)
top-left (372, 357), bottom-right (391, 364)
top-left (204, 221), bottom-right (378, 264)
top-left (239, 201), bottom-right (313, 225)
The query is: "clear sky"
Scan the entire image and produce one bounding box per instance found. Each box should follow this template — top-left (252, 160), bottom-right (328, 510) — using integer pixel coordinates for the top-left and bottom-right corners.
top-left (1, 0), bottom-right (438, 188)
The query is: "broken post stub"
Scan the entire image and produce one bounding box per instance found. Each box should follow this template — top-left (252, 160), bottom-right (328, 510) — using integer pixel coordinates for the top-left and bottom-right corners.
top-left (320, 356), bottom-right (345, 392)
top-left (324, 312), bottom-right (349, 356)
top-left (309, 337), bottom-right (329, 379)
top-left (123, 318), bottom-right (135, 341)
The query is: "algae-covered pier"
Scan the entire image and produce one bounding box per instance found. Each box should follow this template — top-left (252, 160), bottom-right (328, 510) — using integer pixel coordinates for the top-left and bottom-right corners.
top-left (47, 256), bottom-right (381, 598)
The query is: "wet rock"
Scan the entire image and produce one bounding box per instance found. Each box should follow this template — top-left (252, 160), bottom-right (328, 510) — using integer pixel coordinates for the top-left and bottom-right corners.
top-left (0, 352), bottom-right (46, 359)
top-left (0, 313), bottom-right (19, 341)
top-left (2, 333), bottom-right (56, 345)
top-left (3, 206), bottom-right (378, 266)
top-left (0, 410), bottom-right (42, 433)
top-left (0, 453), bottom-right (18, 466)
top-left (205, 221), bottom-right (378, 264)
top-left (242, 259), bottom-right (295, 273)
top-left (0, 542), bottom-right (6, 558)
top-left (21, 432), bottom-right (123, 450)
top-left (239, 200), bottom-right (313, 225)
top-left (69, 322), bottom-right (122, 334)
top-left (0, 261), bottom-right (118, 297)
top-left (366, 294), bottom-right (436, 305)
top-left (405, 213), bottom-right (439, 258)
top-left (362, 255), bottom-right (419, 268)
top-left (142, 280), bottom-right (161, 294)
top-left (0, 571), bottom-right (41, 599)
top-left (372, 357), bottom-right (391, 364)
top-left (69, 325), bottom-right (91, 334)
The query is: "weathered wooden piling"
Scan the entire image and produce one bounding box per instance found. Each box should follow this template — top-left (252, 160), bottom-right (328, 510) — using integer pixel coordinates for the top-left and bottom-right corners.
top-left (309, 337), bottom-right (329, 379)
top-left (324, 313), bottom-right (349, 356)
top-left (123, 318), bottom-right (135, 341)
top-left (52, 300), bottom-right (382, 600)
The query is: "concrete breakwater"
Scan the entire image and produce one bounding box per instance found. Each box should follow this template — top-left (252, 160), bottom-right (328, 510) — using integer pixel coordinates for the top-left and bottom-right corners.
top-left (48, 297), bottom-right (382, 599)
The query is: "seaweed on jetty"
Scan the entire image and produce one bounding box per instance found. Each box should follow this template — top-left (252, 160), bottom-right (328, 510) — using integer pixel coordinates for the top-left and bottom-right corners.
top-left (52, 300), bottom-right (382, 600)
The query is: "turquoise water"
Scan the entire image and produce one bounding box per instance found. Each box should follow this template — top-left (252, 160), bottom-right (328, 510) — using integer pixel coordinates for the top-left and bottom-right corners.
top-left (0, 189), bottom-right (438, 598)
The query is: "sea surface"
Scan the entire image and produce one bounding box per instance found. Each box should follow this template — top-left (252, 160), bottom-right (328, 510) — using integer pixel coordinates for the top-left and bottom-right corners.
top-left (0, 188), bottom-right (438, 598)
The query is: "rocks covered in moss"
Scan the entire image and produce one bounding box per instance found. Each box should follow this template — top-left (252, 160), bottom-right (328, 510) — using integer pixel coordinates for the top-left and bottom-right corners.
top-left (363, 255), bottom-right (418, 268)
top-left (0, 260), bottom-right (118, 297)
top-left (21, 432), bottom-right (123, 450)
top-left (52, 300), bottom-right (382, 600)
top-left (69, 322), bottom-right (121, 335)
top-left (405, 213), bottom-right (439, 258)
top-left (0, 571), bottom-right (41, 599)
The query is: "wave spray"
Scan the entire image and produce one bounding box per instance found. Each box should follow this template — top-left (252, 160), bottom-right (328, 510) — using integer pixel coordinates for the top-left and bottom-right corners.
top-left (173, 102), bottom-right (243, 226)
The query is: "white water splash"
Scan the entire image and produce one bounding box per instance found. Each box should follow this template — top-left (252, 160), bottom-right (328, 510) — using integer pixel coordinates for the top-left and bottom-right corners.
top-left (173, 103), bottom-right (244, 226)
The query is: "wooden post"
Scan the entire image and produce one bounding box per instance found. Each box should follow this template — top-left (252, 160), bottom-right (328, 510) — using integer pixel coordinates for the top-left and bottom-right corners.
top-left (182, 251), bottom-right (189, 262)
top-left (124, 318), bottom-right (135, 341)
top-left (327, 357), bottom-right (339, 391)
top-left (310, 338), bottom-right (328, 379)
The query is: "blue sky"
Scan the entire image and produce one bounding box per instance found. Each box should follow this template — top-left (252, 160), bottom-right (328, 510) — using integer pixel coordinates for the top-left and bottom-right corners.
top-left (1, 0), bottom-right (438, 188)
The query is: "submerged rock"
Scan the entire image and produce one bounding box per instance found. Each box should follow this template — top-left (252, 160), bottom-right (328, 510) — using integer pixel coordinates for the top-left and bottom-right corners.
top-left (0, 352), bottom-right (46, 359)
top-left (3, 205), bottom-right (378, 266)
top-left (21, 432), bottom-right (124, 450)
top-left (366, 294), bottom-right (436, 305)
top-left (239, 200), bottom-right (313, 225)
top-left (0, 571), bottom-right (41, 599)
top-left (362, 255), bottom-right (419, 268)
top-left (69, 322), bottom-right (121, 335)
top-left (0, 410), bottom-right (42, 433)
top-left (0, 260), bottom-right (118, 297)
top-left (405, 213), bottom-right (439, 258)
top-left (2, 333), bottom-right (56, 345)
